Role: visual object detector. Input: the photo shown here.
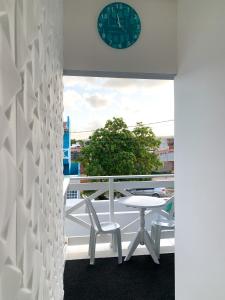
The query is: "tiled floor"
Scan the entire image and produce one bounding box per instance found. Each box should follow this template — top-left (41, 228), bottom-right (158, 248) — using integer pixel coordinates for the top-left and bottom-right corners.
top-left (65, 238), bottom-right (175, 260)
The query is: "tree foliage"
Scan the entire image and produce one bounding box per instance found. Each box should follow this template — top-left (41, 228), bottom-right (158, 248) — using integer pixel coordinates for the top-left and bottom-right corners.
top-left (78, 117), bottom-right (162, 176)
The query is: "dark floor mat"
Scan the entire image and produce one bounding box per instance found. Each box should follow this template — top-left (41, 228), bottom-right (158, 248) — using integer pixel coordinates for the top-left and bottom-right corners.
top-left (64, 254), bottom-right (174, 300)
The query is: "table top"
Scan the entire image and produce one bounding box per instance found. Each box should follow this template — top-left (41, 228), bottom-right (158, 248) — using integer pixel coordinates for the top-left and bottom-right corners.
top-left (118, 195), bottom-right (166, 209)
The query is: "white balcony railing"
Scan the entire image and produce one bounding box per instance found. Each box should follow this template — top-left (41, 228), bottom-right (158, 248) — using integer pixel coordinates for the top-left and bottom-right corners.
top-left (64, 174), bottom-right (174, 246)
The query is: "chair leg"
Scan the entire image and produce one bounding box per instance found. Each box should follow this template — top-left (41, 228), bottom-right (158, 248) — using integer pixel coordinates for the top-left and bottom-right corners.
top-left (88, 226), bottom-right (94, 256)
top-left (116, 229), bottom-right (122, 264)
top-left (111, 232), bottom-right (118, 252)
top-left (112, 232), bottom-right (116, 252)
top-left (154, 224), bottom-right (161, 259)
top-left (90, 232), bottom-right (96, 265)
top-left (151, 224), bottom-right (156, 244)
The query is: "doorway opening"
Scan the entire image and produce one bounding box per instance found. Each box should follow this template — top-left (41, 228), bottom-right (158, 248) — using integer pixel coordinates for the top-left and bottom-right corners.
top-left (63, 75), bottom-right (174, 263)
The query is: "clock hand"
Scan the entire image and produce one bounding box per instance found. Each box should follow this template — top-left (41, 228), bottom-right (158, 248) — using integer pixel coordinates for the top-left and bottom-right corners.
top-left (116, 14), bottom-right (122, 28)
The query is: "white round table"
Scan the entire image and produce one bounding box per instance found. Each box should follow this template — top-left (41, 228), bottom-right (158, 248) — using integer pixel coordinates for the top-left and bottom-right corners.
top-left (119, 195), bottom-right (166, 264)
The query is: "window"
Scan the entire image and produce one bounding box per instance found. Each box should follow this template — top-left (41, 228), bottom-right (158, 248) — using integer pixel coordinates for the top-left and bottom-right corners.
top-left (67, 190), bottom-right (78, 199)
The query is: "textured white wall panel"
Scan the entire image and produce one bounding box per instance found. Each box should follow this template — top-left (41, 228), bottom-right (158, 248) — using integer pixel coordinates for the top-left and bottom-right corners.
top-left (0, 0), bottom-right (64, 299)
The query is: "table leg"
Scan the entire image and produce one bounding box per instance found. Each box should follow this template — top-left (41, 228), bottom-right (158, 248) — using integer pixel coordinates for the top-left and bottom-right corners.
top-left (140, 208), bottom-right (145, 245)
top-left (125, 208), bottom-right (146, 261)
top-left (125, 207), bottom-right (159, 264)
top-left (144, 230), bottom-right (159, 264)
top-left (124, 231), bottom-right (141, 261)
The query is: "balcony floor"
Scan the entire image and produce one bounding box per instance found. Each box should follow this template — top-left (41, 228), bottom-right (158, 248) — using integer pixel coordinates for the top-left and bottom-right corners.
top-left (65, 238), bottom-right (175, 260)
top-left (64, 253), bottom-right (174, 300)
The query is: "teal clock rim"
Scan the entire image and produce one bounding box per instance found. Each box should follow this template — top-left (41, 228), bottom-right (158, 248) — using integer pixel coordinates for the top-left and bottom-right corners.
top-left (97, 2), bottom-right (141, 49)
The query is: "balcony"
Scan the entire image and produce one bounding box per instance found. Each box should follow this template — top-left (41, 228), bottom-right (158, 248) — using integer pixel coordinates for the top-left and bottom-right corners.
top-left (63, 174), bottom-right (175, 299)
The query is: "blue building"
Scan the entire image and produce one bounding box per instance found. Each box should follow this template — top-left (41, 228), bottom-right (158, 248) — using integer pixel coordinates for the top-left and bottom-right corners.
top-left (63, 116), bottom-right (80, 176)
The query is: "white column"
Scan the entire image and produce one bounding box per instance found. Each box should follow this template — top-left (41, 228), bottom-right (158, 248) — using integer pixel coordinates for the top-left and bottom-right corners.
top-left (175, 1), bottom-right (225, 299)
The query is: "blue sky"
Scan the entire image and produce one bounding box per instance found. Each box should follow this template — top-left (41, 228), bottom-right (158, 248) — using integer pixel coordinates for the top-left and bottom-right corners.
top-left (63, 76), bottom-right (174, 140)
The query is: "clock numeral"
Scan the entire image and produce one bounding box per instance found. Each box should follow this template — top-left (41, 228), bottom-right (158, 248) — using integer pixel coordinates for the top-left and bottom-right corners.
top-left (124, 10), bottom-right (128, 17)
top-left (120, 36), bottom-right (124, 43)
top-left (112, 11), bottom-right (116, 18)
top-left (113, 36), bottom-right (118, 43)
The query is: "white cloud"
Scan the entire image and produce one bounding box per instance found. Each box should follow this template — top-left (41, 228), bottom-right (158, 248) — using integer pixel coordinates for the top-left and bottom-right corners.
top-left (63, 76), bottom-right (98, 89)
top-left (85, 120), bottom-right (104, 131)
top-left (63, 89), bottom-right (83, 107)
top-left (63, 76), bottom-right (174, 140)
top-left (103, 78), bottom-right (169, 92)
top-left (85, 95), bottom-right (108, 108)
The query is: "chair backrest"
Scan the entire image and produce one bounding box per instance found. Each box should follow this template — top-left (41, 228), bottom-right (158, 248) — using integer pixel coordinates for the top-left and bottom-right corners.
top-left (85, 199), bottom-right (102, 232)
top-left (163, 196), bottom-right (174, 220)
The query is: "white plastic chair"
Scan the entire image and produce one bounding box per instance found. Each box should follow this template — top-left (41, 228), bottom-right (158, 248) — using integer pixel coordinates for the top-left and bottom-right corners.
top-left (85, 198), bottom-right (123, 265)
top-left (151, 196), bottom-right (175, 258)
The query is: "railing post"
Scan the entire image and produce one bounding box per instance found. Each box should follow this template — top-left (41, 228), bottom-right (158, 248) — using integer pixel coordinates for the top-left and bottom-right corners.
top-left (109, 177), bottom-right (115, 222)
top-left (109, 177), bottom-right (117, 251)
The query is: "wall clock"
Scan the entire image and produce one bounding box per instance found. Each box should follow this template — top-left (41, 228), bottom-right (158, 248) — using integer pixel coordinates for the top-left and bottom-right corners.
top-left (97, 2), bottom-right (141, 49)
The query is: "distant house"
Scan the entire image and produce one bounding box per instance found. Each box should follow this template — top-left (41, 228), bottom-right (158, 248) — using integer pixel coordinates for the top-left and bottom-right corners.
top-left (63, 116), bottom-right (80, 176)
top-left (71, 142), bottom-right (81, 161)
top-left (63, 117), bottom-right (71, 175)
top-left (71, 141), bottom-right (86, 175)
top-left (157, 137), bottom-right (174, 173)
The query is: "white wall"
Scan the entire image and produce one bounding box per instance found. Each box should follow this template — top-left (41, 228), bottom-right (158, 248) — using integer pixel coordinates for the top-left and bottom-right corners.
top-left (175, 1), bottom-right (225, 299)
top-left (64, 0), bottom-right (177, 78)
top-left (0, 0), bottom-right (64, 299)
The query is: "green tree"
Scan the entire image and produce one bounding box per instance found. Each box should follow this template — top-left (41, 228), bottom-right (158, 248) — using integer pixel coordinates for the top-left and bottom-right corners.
top-left (78, 117), bottom-right (161, 176)
top-left (132, 122), bottom-right (162, 174)
top-left (71, 139), bottom-right (76, 145)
